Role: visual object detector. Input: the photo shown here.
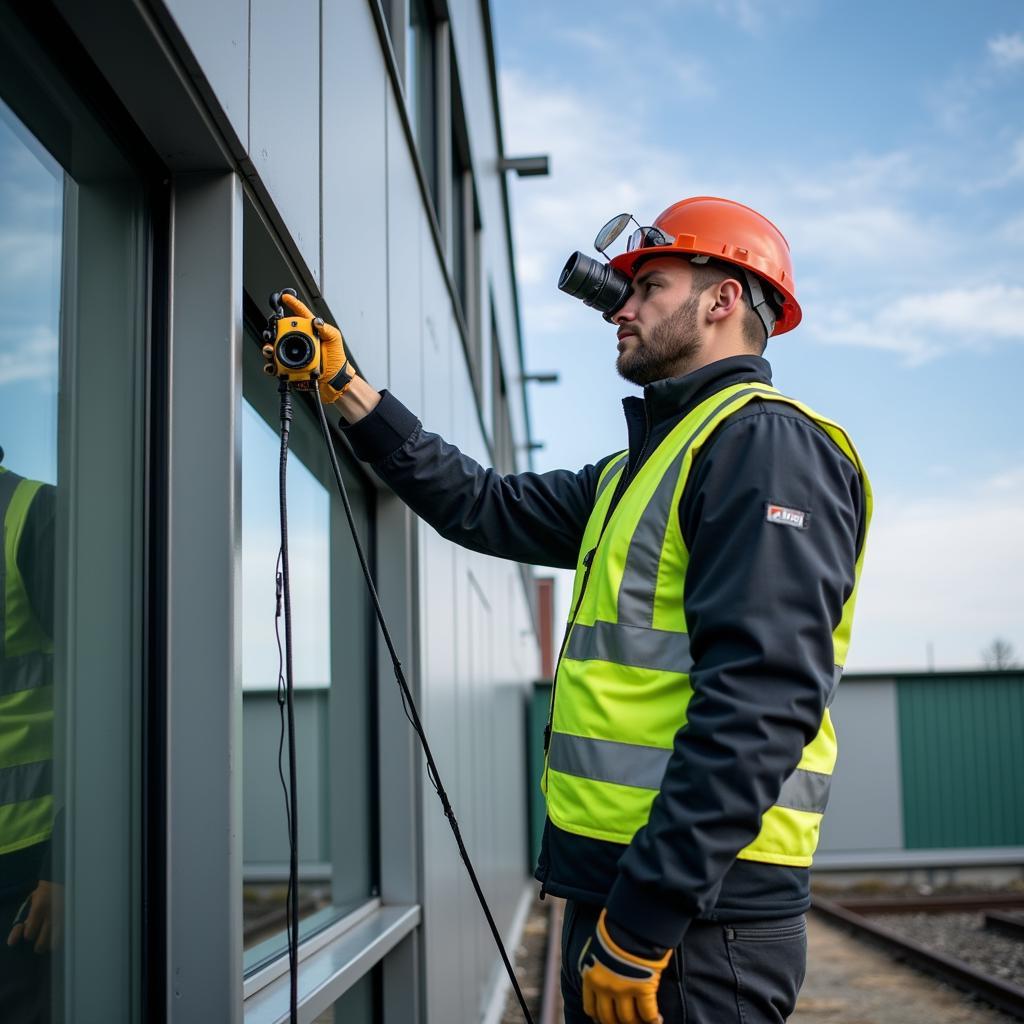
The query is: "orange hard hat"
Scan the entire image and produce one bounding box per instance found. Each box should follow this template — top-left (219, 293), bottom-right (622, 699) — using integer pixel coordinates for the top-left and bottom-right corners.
top-left (608, 197), bottom-right (801, 336)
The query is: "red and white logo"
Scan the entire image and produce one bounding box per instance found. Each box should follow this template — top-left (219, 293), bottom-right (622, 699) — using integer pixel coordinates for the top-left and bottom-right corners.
top-left (765, 503), bottom-right (809, 529)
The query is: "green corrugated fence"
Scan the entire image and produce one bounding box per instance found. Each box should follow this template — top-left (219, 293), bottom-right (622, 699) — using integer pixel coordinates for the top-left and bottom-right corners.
top-left (898, 671), bottom-right (1024, 849)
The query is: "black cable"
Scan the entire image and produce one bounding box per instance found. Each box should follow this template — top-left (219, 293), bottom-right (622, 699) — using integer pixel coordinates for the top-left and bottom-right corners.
top-left (312, 389), bottom-right (536, 1024)
top-left (277, 381), bottom-right (300, 1023)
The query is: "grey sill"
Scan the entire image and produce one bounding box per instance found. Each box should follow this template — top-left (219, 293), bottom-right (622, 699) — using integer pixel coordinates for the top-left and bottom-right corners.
top-left (813, 846), bottom-right (1024, 870)
top-left (243, 903), bottom-right (420, 1023)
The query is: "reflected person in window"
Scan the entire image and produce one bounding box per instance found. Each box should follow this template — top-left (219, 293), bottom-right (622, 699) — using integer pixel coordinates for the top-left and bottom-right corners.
top-left (0, 447), bottom-right (60, 1023)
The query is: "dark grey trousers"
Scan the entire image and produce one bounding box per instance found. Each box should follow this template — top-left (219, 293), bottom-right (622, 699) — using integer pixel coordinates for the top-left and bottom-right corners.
top-left (561, 900), bottom-right (807, 1024)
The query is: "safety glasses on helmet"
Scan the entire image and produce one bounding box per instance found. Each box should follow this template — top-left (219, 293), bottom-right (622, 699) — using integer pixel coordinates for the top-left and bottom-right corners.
top-left (594, 213), bottom-right (674, 256)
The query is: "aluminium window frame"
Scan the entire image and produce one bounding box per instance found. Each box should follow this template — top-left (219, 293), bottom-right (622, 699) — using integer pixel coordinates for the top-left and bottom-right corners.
top-left (0, 3), bottom-right (172, 1019)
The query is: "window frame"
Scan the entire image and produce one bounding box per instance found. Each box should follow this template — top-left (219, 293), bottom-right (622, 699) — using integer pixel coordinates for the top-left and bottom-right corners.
top-left (0, 3), bottom-right (171, 1020)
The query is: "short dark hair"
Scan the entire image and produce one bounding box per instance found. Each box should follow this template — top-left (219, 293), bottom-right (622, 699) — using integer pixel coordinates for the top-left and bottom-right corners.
top-left (687, 258), bottom-right (768, 354)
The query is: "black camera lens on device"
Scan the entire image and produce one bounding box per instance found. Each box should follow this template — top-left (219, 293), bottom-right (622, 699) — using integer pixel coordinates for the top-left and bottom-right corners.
top-left (277, 332), bottom-right (316, 369)
top-left (558, 252), bottom-right (632, 317)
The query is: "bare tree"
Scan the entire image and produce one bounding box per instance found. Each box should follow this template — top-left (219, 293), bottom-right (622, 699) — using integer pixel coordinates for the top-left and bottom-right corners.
top-left (981, 637), bottom-right (1018, 670)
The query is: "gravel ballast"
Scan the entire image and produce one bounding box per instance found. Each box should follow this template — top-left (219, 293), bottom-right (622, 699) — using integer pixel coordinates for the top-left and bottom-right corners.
top-left (871, 911), bottom-right (1024, 987)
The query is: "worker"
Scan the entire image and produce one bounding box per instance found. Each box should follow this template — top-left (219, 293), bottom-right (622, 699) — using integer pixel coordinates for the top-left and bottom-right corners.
top-left (279, 195), bottom-right (871, 1024)
top-left (0, 448), bottom-right (59, 1023)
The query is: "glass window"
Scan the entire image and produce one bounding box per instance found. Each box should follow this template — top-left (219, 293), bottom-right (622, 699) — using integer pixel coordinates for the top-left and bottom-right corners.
top-left (0, 8), bottom-right (151, 1019)
top-left (240, 332), bottom-right (376, 974)
top-left (408, 0), bottom-right (438, 206)
top-left (450, 66), bottom-right (483, 398)
top-left (491, 316), bottom-right (514, 475)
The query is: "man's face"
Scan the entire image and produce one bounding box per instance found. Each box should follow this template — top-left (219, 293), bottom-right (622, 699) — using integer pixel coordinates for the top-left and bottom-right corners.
top-left (612, 256), bottom-right (703, 386)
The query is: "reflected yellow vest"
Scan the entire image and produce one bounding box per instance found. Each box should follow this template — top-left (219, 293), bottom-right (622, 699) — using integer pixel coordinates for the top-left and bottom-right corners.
top-left (0, 466), bottom-right (55, 856)
top-left (543, 383), bottom-right (872, 867)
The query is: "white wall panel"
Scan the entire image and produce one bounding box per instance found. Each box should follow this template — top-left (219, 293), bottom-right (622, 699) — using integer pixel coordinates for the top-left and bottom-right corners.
top-left (249, 0), bottom-right (321, 283)
top-left (819, 679), bottom-right (905, 853)
top-left (162, 0), bottom-right (249, 147)
top-left (322, 0), bottom-right (389, 386)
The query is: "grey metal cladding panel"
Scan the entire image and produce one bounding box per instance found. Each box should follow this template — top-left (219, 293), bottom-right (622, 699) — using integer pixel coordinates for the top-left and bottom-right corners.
top-left (161, 0), bottom-right (249, 146)
top-left (386, 85), bottom-right (424, 402)
top-left (419, 240), bottom-right (455, 431)
top-left (249, 0), bottom-right (321, 283)
top-left (419, 529), bottom-right (467, 1024)
top-left (817, 679), bottom-right (905, 854)
top-left (321, 0), bottom-right (388, 388)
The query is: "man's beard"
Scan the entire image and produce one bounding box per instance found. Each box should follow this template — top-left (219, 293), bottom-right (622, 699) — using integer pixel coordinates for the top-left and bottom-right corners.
top-left (616, 289), bottom-right (702, 386)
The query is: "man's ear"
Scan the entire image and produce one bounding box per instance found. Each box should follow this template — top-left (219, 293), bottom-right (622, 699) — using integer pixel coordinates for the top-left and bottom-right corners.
top-left (706, 278), bottom-right (743, 324)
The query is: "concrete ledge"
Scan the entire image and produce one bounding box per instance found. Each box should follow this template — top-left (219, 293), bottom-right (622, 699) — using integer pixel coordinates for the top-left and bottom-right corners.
top-left (813, 847), bottom-right (1024, 871)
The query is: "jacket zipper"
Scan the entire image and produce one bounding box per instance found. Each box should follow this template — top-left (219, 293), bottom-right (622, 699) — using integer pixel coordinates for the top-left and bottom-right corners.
top-left (540, 408), bottom-right (653, 891)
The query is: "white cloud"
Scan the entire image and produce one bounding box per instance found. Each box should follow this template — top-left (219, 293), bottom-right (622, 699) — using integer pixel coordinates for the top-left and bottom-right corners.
top-left (500, 66), bottom-right (693, 331)
top-left (812, 284), bottom-right (1024, 364)
top-left (788, 204), bottom-right (945, 269)
top-left (0, 325), bottom-right (58, 386)
top-left (849, 468), bottom-right (1024, 671)
top-left (988, 32), bottom-right (1024, 67)
top-left (556, 28), bottom-right (614, 56)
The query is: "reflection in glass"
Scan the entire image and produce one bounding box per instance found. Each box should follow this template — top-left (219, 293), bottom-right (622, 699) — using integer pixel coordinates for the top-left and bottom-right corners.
top-left (241, 398), bottom-right (334, 955)
top-left (240, 348), bottom-right (377, 973)
top-left (408, 0), bottom-right (437, 204)
top-left (0, 97), bottom-right (62, 1024)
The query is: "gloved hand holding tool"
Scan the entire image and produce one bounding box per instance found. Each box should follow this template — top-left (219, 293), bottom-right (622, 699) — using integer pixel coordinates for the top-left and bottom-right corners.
top-left (579, 910), bottom-right (672, 1024)
top-left (274, 291), bottom-right (354, 402)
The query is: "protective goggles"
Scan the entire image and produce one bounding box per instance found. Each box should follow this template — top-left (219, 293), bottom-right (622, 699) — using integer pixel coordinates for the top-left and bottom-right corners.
top-left (594, 213), bottom-right (674, 256)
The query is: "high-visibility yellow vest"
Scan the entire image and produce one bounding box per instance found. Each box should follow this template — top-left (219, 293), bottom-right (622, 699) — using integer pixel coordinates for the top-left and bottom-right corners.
top-left (543, 383), bottom-right (872, 867)
top-left (0, 466), bottom-right (55, 856)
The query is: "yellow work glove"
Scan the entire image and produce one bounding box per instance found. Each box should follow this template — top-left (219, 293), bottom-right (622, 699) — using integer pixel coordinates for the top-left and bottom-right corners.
top-left (279, 292), bottom-right (354, 403)
top-left (579, 910), bottom-right (672, 1024)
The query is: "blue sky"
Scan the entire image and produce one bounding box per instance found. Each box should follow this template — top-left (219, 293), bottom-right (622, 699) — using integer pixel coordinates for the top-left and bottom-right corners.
top-left (493, 0), bottom-right (1024, 670)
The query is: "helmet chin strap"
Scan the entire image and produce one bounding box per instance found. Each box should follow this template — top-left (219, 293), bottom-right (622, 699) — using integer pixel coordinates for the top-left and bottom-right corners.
top-left (689, 254), bottom-right (777, 341)
top-left (740, 268), bottom-right (778, 341)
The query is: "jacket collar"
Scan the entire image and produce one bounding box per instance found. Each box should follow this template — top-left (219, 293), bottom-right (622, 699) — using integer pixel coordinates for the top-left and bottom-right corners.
top-left (623, 355), bottom-right (774, 430)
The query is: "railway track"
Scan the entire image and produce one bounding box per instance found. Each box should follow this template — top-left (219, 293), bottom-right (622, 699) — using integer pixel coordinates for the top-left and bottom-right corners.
top-left (812, 893), bottom-right (1024, 1021)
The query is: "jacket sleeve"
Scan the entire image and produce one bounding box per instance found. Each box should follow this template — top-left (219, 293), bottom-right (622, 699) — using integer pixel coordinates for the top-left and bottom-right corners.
top-left (604, 401), bottom-right (863, 949)
top-left (340, 390), bottom-right (606, 569)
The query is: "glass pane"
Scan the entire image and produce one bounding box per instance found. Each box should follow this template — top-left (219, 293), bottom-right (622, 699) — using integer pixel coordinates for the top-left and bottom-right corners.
top-left (408, 0), bottom-right (437, 204)
top-left (0, 94), bottom-right (63, 1024)
top-left (241, 339), bottom-right (375, 973)
top-left (0, 12), bottom-right (148, 1018)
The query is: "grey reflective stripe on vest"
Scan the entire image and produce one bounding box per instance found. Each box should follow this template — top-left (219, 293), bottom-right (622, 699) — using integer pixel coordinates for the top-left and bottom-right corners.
top-left (595, 453), bottom-right (628, 504)
top-left (617, 387), bottom-right (777, 626)
top-left (775, 766), bottom-right (831, 815)
top-left (548, 732), bottom-right (671, 791)
top-left (0, 652), bottom-right (53, 697)
top-left (0, 759), bottom-right (53, 808)
top-left (568, 622), bottom-right (841, 697)
top-left (550, 730), bottom-right (832, 813)
top-left (0, 468), bottom-right (18, 661)
top-left (566, 620), bottom-right (693, 673)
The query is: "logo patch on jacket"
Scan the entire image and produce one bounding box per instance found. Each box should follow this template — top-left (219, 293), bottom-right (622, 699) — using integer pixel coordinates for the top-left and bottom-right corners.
top-left (765, 502), bottom-right (809, 529)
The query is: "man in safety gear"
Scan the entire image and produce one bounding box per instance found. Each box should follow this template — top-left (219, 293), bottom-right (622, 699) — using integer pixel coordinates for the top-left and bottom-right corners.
top-left (279, 195), bottom-right (870, 1024)
top-left (0, 447), bottom-right (59, 1023)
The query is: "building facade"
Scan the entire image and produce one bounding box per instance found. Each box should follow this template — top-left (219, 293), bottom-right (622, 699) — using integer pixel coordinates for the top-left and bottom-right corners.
top-left (0, 0), bottom-right (539, 1020)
